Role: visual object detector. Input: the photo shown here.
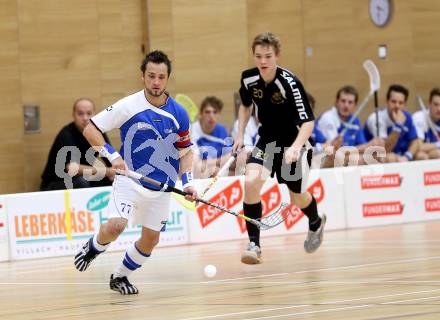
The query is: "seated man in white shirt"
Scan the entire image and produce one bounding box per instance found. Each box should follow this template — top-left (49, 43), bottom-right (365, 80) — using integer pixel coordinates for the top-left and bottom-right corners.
top-left (231, 106), bottom-right (259, 175)
top-left (191, 96), bottom-right (233, 178)
top-left (364, 84), bottom-right (420, 163)
top-left (317, 85), bottom-right (383, 167)
top-left (413, 88), bottom-right (440, 160)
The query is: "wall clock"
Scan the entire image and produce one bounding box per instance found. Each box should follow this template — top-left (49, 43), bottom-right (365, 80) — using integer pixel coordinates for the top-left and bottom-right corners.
top-left (369, 0), bottom-right (392, 27)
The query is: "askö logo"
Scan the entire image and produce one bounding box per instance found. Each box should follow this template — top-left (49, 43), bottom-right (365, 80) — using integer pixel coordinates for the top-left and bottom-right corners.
top-left (87, 191), bottom-right (111, 211)
top-left (236, 179), bottom-right (325, 232)
top-left (236, 184), bottom-right (283, 233)
top-left (197, 180), bottom-right (243, 228)
top-left (361, 174), bottom-right (402, 189)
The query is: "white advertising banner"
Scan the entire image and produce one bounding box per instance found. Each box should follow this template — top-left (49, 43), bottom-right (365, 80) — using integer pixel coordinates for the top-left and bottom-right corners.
top-left (8, 189), bottom-right (68, 260)
top-left (343, 160), bottom-right (440, 228)
top-left (4, 159), bottom-right (439, 261)
top-left (187, 168), bottom-right (346, 244)
top-left (7, 186), bottom-right (189, 260)
top-left (411, 161), bottom-right (440, 221)
top-left (0, 196), bottom-right (9, 261)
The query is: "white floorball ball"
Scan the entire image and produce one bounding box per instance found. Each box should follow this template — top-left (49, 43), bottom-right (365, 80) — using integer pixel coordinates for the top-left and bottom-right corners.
top-left (204, 264), bottom-right (217, 278)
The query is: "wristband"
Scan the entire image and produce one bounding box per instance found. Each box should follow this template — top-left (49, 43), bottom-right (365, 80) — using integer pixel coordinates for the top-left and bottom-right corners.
top-left (392, 123), bottom-right (403, 133)
top-left (403, 151), bottom-right (413, 161)
top-left (99, 143), bottom-right (121, 162)
top-left (182, 172), bottom-right (194, 189)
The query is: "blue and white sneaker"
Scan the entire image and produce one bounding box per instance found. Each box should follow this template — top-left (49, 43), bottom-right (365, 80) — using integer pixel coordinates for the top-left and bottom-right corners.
top-left (74, 237), bottom-right (100, 272)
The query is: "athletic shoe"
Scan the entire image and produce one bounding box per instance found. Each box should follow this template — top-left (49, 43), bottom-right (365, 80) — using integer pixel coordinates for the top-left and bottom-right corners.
top-left (304, 213), bottom-right (327, 253)
top-left (241, 241), bottom-right (262, 264)
top-left (110, 274), bottom-right (139, 295)
top-left (74, 237), bottom-right (100, 272)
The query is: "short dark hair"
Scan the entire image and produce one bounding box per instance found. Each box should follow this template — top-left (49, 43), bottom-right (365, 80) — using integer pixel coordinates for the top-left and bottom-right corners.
top-left (429, 87), bottom-right (440, 103)
top-left (386, 84), bottom-right (409, 101)
top-left (200, 96), bottom-right (223, 113)
top-left (140, 50), bottom-right (172, 76)
top-left (72, 98), bottom-right (95, 112)
top-left (336, 85), bottom-right (359, 104)
top-left (252, 32), bottom-right (281, 55)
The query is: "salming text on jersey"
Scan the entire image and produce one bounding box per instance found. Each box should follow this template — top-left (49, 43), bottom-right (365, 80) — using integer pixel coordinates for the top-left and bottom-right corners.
top-left (280, 70), bottom-right (308, 120)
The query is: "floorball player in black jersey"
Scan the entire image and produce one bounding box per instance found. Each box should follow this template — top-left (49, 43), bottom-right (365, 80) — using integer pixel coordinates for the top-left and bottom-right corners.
top-left (232, 32), bottom-right (326, 264)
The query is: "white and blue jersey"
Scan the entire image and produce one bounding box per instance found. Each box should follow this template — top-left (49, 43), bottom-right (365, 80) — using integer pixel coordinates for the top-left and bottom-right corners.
top-left (231, 117), bottom-right (259, 149)
top-left (191, 121), bottom-right (232, 160)
top-left (412, 110), bottom-right (440, 142)
top-left (311, 125), bottom-right (327, 153)
top-left (91, 90), bottom-right (192, 190)
top-left (317, 107), bottom-right (366, 146)
top-left (311, 126), bottom-right (326, 144)
top-left (364, 108), bottom-right (418, 155)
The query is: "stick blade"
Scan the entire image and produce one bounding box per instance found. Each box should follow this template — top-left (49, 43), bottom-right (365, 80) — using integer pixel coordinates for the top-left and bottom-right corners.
top-left (176, 93), bottom-right (199, 123)
top-left (257, 202), bottom-right (291, 230)
top-left (363, 59), bottom-right (381, 92)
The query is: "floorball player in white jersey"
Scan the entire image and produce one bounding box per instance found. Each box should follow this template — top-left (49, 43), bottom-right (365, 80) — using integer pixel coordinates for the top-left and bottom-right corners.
top-left (74, 50), bottom-right (197, 295)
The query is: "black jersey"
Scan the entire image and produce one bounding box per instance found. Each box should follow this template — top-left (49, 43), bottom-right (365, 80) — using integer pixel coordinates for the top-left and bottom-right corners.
top-left (239, 67), bottom-right (314, 146)
top-left (41, 122), bottom-right (111, 185)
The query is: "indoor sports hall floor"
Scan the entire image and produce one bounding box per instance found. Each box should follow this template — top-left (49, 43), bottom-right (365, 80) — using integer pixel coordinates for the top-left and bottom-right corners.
top-left (1, 221), bottom-right (440, 320)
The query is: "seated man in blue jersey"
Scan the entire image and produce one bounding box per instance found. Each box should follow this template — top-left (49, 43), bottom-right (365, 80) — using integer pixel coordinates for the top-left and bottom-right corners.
top-left (191, 96), bottom-right (233, 178)
top-left (364, 84), bottom-right (420, 162)
top-left (317, 85), bottom-right (383, 167)
top-left (413, 87), bottom-right (440, 160)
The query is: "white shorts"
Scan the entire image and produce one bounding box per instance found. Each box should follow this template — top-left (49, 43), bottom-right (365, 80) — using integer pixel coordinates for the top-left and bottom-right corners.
top-left (107, 175), bottom-right (171, 232)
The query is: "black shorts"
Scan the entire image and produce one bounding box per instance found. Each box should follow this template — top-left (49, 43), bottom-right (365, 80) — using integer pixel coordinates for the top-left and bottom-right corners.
top-left (246, 139), bottom-right (312, 194)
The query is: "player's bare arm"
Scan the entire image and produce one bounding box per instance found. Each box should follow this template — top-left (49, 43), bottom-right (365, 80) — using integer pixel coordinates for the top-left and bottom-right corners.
top-left (83, 122), bottom-right (126, 171)
top-left (66, 162), bottom-right (114, 180)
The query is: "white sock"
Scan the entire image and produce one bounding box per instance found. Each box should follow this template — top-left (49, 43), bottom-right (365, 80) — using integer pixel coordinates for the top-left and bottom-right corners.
top-left (114, 242), bottom-right (150, 278)
top-left (92, 234), bottom-right (110, 252)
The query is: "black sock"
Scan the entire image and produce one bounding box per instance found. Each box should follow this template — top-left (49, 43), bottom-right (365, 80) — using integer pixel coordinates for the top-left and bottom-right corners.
top-left (301, 196), bottom-right (321, 232)
top-left (243, 202), bottom-right (262, 247)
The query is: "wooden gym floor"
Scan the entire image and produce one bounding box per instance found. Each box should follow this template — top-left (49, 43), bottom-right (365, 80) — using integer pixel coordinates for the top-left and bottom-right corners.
top-left (1, 221), bottom-right (440, 320)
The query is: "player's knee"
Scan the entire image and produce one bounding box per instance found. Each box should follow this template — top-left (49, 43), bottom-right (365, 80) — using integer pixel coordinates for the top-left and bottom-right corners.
top-left (245, 179), bottom-right (261, 195)
top-left (105, 221), bottom-right (126, 238)
top-left (290, 191), bottom-right (310, 208)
